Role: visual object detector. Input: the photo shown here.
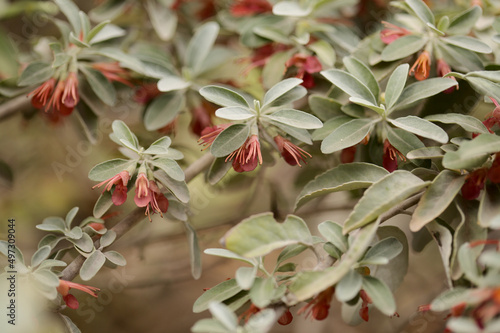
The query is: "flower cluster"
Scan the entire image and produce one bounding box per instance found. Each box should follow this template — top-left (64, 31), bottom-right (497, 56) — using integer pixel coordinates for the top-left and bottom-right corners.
top-left (29, 72), bottom-right (79, 118)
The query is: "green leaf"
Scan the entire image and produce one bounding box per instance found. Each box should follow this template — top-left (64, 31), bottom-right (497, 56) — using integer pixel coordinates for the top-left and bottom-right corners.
top-left (410, 171), bottom-right (466, 232)
top-left (321, 119), bottom-right (375, 154)
top-left (447, 6), bottom-right (482, 35)
top-left (276, 244), bottom-right (308, 265)
top-left (265, 109), bottom-right (323, 129)
top-left (94, 48), bottom-right (146, 74)
top-left (31, 245), bottom-right (52, 267)
top-left (458, 243), bottom-right (480, 283)
top-left (430, 287), bottom-right (469, 311)
top-left (386, 127), bottom-right (425, 163)
top-left (223, 213), bottom-right (313, 258)
top-left (321, 69), bottom-right (377, 106)
top-left (152, 158), bottom-right (184, 182)
top-left (93, 191), bottom-right (114, 218)
top-left (447, 318), bottom-right (481, 333)
top-left (235, 266), bottom-right (257, 290)
top-left (318, 221), bottom-right (349, 253)
top-left (335, 270), bottom-right (362, 302)
top-left (443, 134), bottom-right (500, 170)
top-left (69, 233), bottom-right (94, 253)
top-left (381, 35), bottom-right (428, 62)
top-left (343, 171), bottom-right (429, 234)
top-left (312, 116), bottom-right (352, 141)
top-left (208, 302), bottom-right (237, 331)
top-left (308, 40), bottom-right (336, 67)
top-left (104, 251), bottom-right (126, 266)
top-left (145, 0), bottom-right (177, 41)
top-left (200, 85), bottom-right (250, 108)
top-left (206, 157), bottom-right (232, 185)
top-left (89, 24), bottom-right (126, 44)
top-left (210, 124), bottom-right (250, 158)
top-left (86, 20), bottom-right (109, 43)
top-left (80, 250), bottom-right (106, 281)
top-left (442, 36), bottom-right (492, 54)
top-left (191, 318), bottom-right (227, 333)
top-left (388, 116), bottom-right (449, 143)
top-left (264, 86), bottom-right (307, 109)
top-left (343, 56), bottom-right (379, 103)
top-left (289, 220), bottom-right (380, 302)
top-left (405, 0), bottom-right (434, 25)
top-left (262, 50), bottom-right (291, 89)
top-left (424, 113), bottom-right (489, 134)
top-left (407, 146), bottom-right (444, 159)
top-left (100, 230), bottom-right (116, 248)
top-left (296, 163), bottom-right (388, 209)
top-left (185, 222), bottom-right (202, 280)
top-left (374, 226), bottom-right (409, 291)
top-left (250, 278), bottom-right (274, 308)
top-left (54, 0), bottom-right (81, 34)
top-left (215, 106), bottom-right (256, 121)
top-left (438, 43), bottom-right (483, 72)
top-left (253, 26), bottom-right (290, 45)
top-left (478, 184), bottom-right (500, 229)
top-left (144, 92), bottom-right (185, 131)
top-left (396, 78), bottom-right (458, 109)
top-left (273, 1), bottom-right (312, 17)
top-left (362, 276), bottom-right (396, 316)
top-left (465, 77), bottom-right (500, 101)
top-left (308, 94), bottom-right (343, 121)
top-left (18, 62), bottom-right (54, 86)
top-left (262, 78), bottom-right (303, 108)
top-left (80, 66), bottom-right (116, 106)
top-left (153, 170), bottom-right (190, 203)
top-left (385, 64), bottom-right (409, 111)
top-left (360, 237), bottom-right (403, 265)
top-left (65, 207), bottom-right (79, 229)
top-left (143, 137), bottom-right (172, 155)
top-left (185, 22), bottom-right (220, 75)
top-left (88, 158), bottom-right (135, 181)
top-left (157, 75), bottom-right (191, 92)
top-left (193, 279), bottom-right (242, 313)
top-left (38, 216), bottom-right (66, 232)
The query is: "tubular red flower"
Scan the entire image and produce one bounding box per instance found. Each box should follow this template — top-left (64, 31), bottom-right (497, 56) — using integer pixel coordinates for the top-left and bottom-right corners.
top-left (277, 309), bottom-right (293, 325)
top-left (410, 51), bottom-right (431, 81)
top-left (198, 124), bottom-right (231, 150)
top-left (134, 173), bottom-right (150, 207)
top-left (230, 0), bottom-right (272, 17)
top-left (487, 153), bottom-right (500, 183)
top-left (134, 176), bottom-right (169, 220)
top-left (274, 135), bottom-right (312, 167)
top-left (92, 62), bottom-right (133, 87)
top-left (28, 78), bottom-right (56, 109)
top-left (461, 169), bottom-right (487, 200)
top-left (190, 104), bottom-right (214, 137)
top-left (57, 280), bottom-right (99, 310)
top-left (134, 83), bottom-right (161, 104)
top-left (436, 59), bottom-right (457, 93)
top-left (61, 72), bottom-right (79, 115)
top-left (359, 289), bottom-right (373, 322)
top-left (285, 54), bottom-right (322, 88)
top-left (92, 170), bottom-right (130, 206)
top-left (226, 135), bottom-right (263, 173)
top-left (380, 21), bottom-right (411, 44)
top-left (383, 139), bottom-right (406, 172)
top-left (297, 287), bottom-right (335, 321)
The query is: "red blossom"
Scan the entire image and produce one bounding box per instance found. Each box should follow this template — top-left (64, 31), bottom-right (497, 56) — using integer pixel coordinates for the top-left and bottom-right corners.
top-left (61, 72), bottom-right (79, 115)
top-left (134, 83), bottom-right (161, 104)
top-left (277, 309), bottom-right (293, 325)
top-left (239, 303), bottom-right (261, 323)
top-left (92, 170), bottom-right (130, 206)
top-left (285, 54), bottom-right (322, 88)
top-left (190, 103), bottom-right (215, 137)
top-left (297, 287), bottom-right (335, 321)
top-left (28, 78), bottom-right (56, 109)
top-left (134, 174), bottom-right (169, 220)
top-left (380, 21), bottom-right (411, 44)
top-left (230, 0), bottom-right (272, 17)
top-left (226, 135), bottom-right (263, 173)
top-left (341, 145), bottom-right (357, 164)
top-left (383, 139), bottom-right (406, 172)
top-left (57, 280), bottom-right (99, 310)
top-left (359, 289), bottom-right (372, 321)
top-left (274, 135), bottom-right (311, 167)
top-left (198, 124), bottom-right (231, 150)
top-left (410, 51), bottom-right (431, 81)
top-left (92, 62), bottom-right (133, 87)
top-left (487, 153), bottom-right (500, 183)
top-left (461, 169), bottom-right (487, 200)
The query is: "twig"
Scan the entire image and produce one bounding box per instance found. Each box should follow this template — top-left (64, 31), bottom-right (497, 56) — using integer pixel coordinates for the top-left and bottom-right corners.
top-left (60, 153), bottom-right (215, 281)
top-left (0, 95), bottom-right (32, 120)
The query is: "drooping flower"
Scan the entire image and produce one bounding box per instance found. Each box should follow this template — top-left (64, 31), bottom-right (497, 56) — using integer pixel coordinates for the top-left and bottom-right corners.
top-left (383, 139), bottom-right (406, 172)
top-left (134, 174), bottom-right (169, 220)
top-left (341, 145), bottom-right (357, 164)
top-left (380, 21), bottom-right (411, 44)
top-left (277, 309), bottom-right (294, 325)
top-left (226, 135), bottom-right (263, 173)
top-left (28, 78), bottom-right (56, 109)
top-left (198, 124), bottom-right (231, 150)
top-left (487, 153), bottom-right (500, 183)
top-left (230, 0), bottom-right (272, 17)
top-left (436, 59), bottom-right (457, 93)
top-left (134, 83), bottom-right (161, 104)
top-left (274, 135), bottom-right (311, 167)
top-left (92, 170), bottom-right (130, 206)
top-left (57, 280), bottom-right (99, 310)
top-left (461, 168), bottom-right (487, 200)
top-left (92, 62), bottom-right (133, 87)
top-left (359, 289), bottom-right (373, 321)
top-left (61, 72), bottom-right (80, 115)
top-left (190, 102), bottom-right (215, 137)
top-left (297, 287), bottom-right (335, 321)
top-left (285, 54), bottom-right (322, 88)
top-left (410, 51), bottom-right (431, 81)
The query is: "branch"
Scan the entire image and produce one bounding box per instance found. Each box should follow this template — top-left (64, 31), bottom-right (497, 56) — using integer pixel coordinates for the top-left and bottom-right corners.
top-left (60, 153), bottom-right (215, 281)
top-left (0, 95), bottom-right (32, 120)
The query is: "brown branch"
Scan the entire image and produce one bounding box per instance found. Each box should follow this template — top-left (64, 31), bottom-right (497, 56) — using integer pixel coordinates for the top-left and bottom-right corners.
top-left (60, 153), bottom-right (215, 281)
top-left (0, 95), bottom-right (32, 120)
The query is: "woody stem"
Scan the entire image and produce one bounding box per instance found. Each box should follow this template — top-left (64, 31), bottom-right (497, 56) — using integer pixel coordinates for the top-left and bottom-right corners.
top-left (60, 153), bottom-right (215, 281)
top-left (0, 95), bottom-right (32, 121)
